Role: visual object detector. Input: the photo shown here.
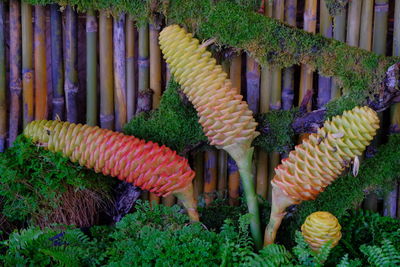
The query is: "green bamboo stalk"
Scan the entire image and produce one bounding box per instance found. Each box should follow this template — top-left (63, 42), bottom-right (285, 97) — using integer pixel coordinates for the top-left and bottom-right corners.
top-left (86, 9), bottom-right (98, 126)
top-left (113, 13), bottom-right (127, 132)
top-left (282, 0), bottom-right (296, 111)
top-left (331, 1), bottom-right (347, 99)
top-left (372, 0), bottom-right (388, 55)
top-left (64, 5), bottom-right (78, 123)
top-left (317, 0), bottom-right (332, 109)
top-left (99, 11), bottom-right (114, 130)
top-left (136, 23), bottom-right (151, 114)
top-left (50, 4), bottom-right (64, 120)
top-left (22, 3), bottom-right (34, 127)
top-left (9, 0), bottom-right (22, 146)
top-left (346, 0), bottom-right (362, 47)
top-left (0, 2), bottom-right (6, 151)
top-left (126, 16), bottom-right (136, 121)
top-left (359, 0), bottom-right (374, 51)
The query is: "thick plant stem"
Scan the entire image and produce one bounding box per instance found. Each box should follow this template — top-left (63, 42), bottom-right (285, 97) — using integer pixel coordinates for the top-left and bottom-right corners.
top-left (174, 183), bottom-right (199, 221)
top-left (0, 2), bottom-right (6, 151)
top-left (113, 13), bottom-right (127, 132)
top-left (64, 6), bottom-right (78, 123)
top-left (264, 187), bottom-right (295, 245)
top-left (236, 147), bottom-right (263, 250)
top-left (126, 16), bottom-right (136, 121)
top-left (50, 4), bottom-right (64, 120)
top-left (22, 3), bottom-right (34, 127)
top-left (9, 0), bottom-right (22, 146)
top-left (99, 11), bottom-right (114, 130)
top-left (86, 9), bottom-right (98, 126)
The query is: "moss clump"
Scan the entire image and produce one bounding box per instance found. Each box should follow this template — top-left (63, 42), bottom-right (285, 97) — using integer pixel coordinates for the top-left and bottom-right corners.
top-left (290, 134), bottom-right (400, 234)
top-left (124, 78), bottom-right (207, 154)
top-left (253, 109), bottom-right (297, 153)
top-left (324, 0), bottom-right (348, 16)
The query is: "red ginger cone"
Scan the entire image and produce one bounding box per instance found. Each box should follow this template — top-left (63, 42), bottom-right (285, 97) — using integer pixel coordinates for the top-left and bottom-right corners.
top-left (264, 106), bottom-right (379, 245)
top-left (24, 120), bottom-right (199, 221)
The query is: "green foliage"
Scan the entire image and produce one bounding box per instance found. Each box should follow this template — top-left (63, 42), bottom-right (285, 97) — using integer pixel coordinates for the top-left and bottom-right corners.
top-left (253, 109), bottom-right (297, 153)
top-left (292, 134), bottom-right (400, 233)
top-left (360, 240), bottom-right (400, 267)
top-left (124, 79), bottom-right (207, 154)
top-left (0, 226), bottom-right (96, 266)
top-left (0, 136), bottom-right (113, 225)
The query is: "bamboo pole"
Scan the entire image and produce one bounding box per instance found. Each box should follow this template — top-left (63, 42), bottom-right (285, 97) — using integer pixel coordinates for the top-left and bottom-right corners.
top-left (346, 0), bottom-right (362, 47)
top-left (99, 11), bottom-right (114, 130)
top-left (34, 5), bottom-right (48, 120)
top-left (0, 2), bottom-right (6, 152)
top-left (317, 0), bottom-right (332, 109)
top-left (113, 13), bottom-right (127, 132)
top-left (372, 0), bottom-right (388, 55)
top-left (204, 148), bottom-right (218, 205)
top-left (86, 9), bottom-right (98, 126)
top-left (9, 0), bottom-right (22, 146)
top-left (282, 0), bottom-right (296, 111)
top-left (149, 22), bottom-right (162, 205)
top-left (256, 1), bottom-right (273, 201)
top-left (22, 3), bottom-right (34, 127)
top-left (64, 6), bottom-right (78, 123)
top-left (267, 0), bottom-right (284, 201)
top-left (136, 23), bottom-right (151, 115)
top-left (299, 0), bottom-right (317, 112)
top-left (193, 152), bottom-right (204, 203)
top-left (246, 56), bottom-right (260, 114)
top-left (359, 0), bottom-right (374, 51)
top-left (228, 54), bottom-right (242, 206)
top-left (50, 4), bottom-right (64, 120)
top-left (126, 16), bottom-right (136, 121)
top-left (393, 0), bottom-right (400, 219)
top-left (331, 1), bottom-right (347, 99)
top-left (137, 23), bottom-right (150, 201)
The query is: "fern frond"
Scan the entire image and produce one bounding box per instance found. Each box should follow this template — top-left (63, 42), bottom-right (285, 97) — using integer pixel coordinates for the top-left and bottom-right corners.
top-left (360, 240), bottom-right (400, 267)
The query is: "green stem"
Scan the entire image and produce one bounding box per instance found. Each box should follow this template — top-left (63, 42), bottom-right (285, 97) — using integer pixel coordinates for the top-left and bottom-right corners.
top-left (236, 147), bottom-right (263, 250)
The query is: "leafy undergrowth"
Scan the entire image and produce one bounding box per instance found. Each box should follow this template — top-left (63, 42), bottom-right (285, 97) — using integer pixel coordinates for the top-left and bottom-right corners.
top-left (0, 136), bottom-right (115, 231)
top-left (1, 201), bottom-right (399, 266)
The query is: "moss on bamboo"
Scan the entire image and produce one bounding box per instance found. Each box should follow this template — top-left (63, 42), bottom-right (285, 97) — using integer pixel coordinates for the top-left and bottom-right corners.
top-left (124, 79), bottom-right (207, 154)
top-left (324, 0), bottom-right (348, 16)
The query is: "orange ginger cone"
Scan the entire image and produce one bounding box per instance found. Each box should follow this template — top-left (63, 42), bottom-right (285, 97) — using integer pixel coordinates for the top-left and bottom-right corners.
top-left (159, 25), bottom-right (262, 248)
top-left (24, 120), bottom-right (199, 221)
top-left (264, 106), bottom-right (379, 245)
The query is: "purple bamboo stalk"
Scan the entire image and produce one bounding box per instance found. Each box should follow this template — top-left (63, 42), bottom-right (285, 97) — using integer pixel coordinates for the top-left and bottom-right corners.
top-left (8, 0), bottom-right (22, 146)
top-left (0, 2), bottom-right (6, 152)
top-left (246, 56), bottom-right (260, 114)
top-left (64, 6), bottom-right (78, 123)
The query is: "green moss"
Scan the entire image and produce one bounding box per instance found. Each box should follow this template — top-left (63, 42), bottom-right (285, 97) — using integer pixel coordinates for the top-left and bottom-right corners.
top-left (123, 78), bottom-right (207, 154)
top-left (253, 109), bottom-right (297, 153)
top-left (324, 0), bottom-right (348, 16)
top-left (289, 134), bottom-right (400, 235)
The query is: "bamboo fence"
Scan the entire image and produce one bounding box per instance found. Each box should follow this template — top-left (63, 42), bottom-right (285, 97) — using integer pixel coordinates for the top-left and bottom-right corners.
top-left (0, 0), bottom-right (399, 217)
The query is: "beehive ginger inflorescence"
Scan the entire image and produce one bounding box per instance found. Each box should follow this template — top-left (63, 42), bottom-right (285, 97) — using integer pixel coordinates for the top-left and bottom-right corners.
top-left (265, 106), bottom-right (379, 245)
top-left (301, 211), bottom-right (342, 250)
top-left (24, 120), bottom-right (199, 220)
top-left (159, 25), bottom-right (259, 158)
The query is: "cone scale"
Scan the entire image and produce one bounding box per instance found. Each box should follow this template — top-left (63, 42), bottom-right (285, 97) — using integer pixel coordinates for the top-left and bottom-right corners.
top-left (24, 120), bottom-right (199, 221)
top-left (159, 25), bottom-right (262, 248)
top-left (264, 106), bottom-right (379, 245)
